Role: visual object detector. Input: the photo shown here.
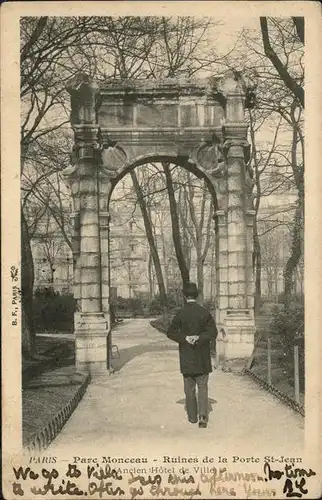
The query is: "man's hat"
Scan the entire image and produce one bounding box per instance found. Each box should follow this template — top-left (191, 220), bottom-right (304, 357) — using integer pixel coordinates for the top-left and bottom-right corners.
top-left (182, 282), bottom-right (199, 298)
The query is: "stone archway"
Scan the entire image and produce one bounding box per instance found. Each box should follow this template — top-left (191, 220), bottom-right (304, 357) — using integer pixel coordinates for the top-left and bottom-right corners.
top-left (63, 71), bottom-right (256, 373)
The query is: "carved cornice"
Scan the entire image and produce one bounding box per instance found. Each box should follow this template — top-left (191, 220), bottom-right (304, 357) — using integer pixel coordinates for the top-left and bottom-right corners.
top-left (214, 209), bottom-right (227, 226)
top-left (99, 212), bottom-right (111, 228)
top-left (67, 73), bottom-right (100, 126)
top-left (62, 164), bottom-right (78, 184)
top-left (223, 123), bottom-right (248, 140)
top-left (72, 126), bottom-right (103, 162)
top-left (222, 139), bottom-right (251, 164)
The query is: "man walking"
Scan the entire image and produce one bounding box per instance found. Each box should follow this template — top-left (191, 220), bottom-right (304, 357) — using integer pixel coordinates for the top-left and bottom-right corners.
top-left (167, 282), bottom-right (217, 428)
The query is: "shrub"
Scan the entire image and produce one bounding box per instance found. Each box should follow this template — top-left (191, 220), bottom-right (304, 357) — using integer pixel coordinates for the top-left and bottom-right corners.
top-left (149, 294), bottom-right (177, 315)
top-left (116, 296), bottom-right (144, 316)
top-left (270, 303), bottom-right (304, 348)
top-left (269, 302), bottom-right (305, 391)
top-left (277, 292), bottom-right (304, 306)
top-left (33, 287), bottom-right (76, 332)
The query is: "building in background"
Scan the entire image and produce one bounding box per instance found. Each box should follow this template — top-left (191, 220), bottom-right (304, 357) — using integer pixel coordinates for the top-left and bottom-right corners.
top-left (29, 171), bottom-right (302, 302)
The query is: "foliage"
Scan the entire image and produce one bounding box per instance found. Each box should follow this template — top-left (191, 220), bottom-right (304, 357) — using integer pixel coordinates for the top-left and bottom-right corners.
top-left (148, 294), bottom-right (178, 315)
top-left (276, 292), bottom-right (304, 306)
top-left (33, 287), bottom-right (76, 332)
top-left (116, 296), bottom-right (144, 315)
top-left (270, 301), bottom-right (304, 349)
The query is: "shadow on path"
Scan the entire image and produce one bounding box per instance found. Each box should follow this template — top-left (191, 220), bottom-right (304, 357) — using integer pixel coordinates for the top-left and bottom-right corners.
top-left (111, 342), bottom-right (177, 372)
top-left (176, 398), bottom-right (217, 414)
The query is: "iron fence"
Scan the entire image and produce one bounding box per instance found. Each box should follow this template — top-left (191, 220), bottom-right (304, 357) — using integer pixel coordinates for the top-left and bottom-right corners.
top-left (244, 335), bottom-right (305, 416)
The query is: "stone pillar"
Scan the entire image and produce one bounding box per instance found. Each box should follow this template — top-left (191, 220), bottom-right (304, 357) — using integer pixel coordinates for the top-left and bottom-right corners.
top-left (99, 210), bottom-right (112, 370)
top-left (214, 210), bottom-right (228, 327)
top-left (246, 210), bottom-right (256, 314)
top-left (70, 211), bottom-right (81, 323)
top-left (67, 75), bottom-right (108, 373)
top-left (221, 79), bottom-right (255, 362)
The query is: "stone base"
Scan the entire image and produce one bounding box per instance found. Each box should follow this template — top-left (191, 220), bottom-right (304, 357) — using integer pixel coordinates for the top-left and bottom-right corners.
top-left (75, 312), bottom-right (109, 373)
top-left (216, 309), bottom-right (255, 371)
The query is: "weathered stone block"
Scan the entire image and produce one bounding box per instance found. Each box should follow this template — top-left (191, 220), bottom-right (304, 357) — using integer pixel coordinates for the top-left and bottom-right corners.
top-left (80, 297), bottom-right (101, 313)
top-left (227, 199), bottom-right (244, 215)
top-left (100, 102), bottom-right (134, 127)
top-left (217, 254), bottom-right (228, 268)
top-left (80, 253), bottom-right (101, 267)
top-left (101, 283), bottom-right (110, 297)
top-left (217, 268), bottom-right (228, 282)
top-left (217, 295), bottom-right (229, 309)
top-left (228, 282), bottom-right (247, 296)
top-left (73, 284), bottom-right (81, 299)
top-left (227, 234), bottom-right (245, 249)
top-left (228, 250), bottom-right (246, 267)
top-left (229, 295), bottom-right (247, 309)
top-left (219, 283), bottom-right (228, 295)
top-left (81, 237), bottom-right (100, 253)
top-left (79, 268), bottom-right (100, 284)
top-left (79, 195), bottom-right (98, 211)
top-left (217, 239), bottom-right (228, 252)
top-left (81, 283), bottom-right (102, 299)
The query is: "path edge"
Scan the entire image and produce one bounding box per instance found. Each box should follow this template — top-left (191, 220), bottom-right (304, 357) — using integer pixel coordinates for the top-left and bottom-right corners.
top-left (24, 372), bottom-right (91, 453)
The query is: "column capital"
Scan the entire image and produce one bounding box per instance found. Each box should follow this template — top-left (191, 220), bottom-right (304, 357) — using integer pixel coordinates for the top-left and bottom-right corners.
top-left (72, 125), bottom-right (103, 162)
top-left (223, 123), bottom-right (248, 140)
top-left (246, 210), bottom-right (256, 226)
top-left (70, 211), bottom-right (80, 225)
top-left (214, 209), bottom-right (227, 226)
top-left (99, 211), bottom-right (111, 228)
top-left (222, 136), bottom-right (250, 163)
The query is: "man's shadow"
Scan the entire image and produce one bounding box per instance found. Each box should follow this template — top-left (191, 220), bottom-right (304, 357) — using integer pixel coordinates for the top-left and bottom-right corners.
top-left (176, 398), bottom-right (217, 414)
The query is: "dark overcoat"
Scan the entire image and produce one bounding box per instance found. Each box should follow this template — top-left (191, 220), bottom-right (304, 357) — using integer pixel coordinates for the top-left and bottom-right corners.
top-left (167, 301), bottom-right (217, 376)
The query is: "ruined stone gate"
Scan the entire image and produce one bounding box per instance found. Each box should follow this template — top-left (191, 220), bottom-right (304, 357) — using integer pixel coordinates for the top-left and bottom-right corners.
top-left (63, 71), bottom-right (256, 372)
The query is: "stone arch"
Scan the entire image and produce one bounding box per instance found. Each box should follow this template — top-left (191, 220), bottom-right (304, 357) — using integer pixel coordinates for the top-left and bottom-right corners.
top-left (105, 152), bottom-right (219, 211)
top-left (64, 72), bottom-right (256, 373)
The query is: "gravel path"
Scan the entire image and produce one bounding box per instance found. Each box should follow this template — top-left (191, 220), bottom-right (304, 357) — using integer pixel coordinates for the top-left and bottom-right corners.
top-left (48, 318), bottom-right (304, 459)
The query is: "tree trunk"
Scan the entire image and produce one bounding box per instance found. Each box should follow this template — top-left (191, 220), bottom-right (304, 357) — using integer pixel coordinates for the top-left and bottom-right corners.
top-left (253, 220), bottom-right (261, 316)
top-left (148, 251), bottom-right (153, 300)
top-left (196, 254), bottom-right (204, 304)
top-left (284, 201), bottom-right (303, 308)
top-left (21, 207), bottom-right (36, 358)
top-left (130, 171), bottom-right (168, 322)
top-left (162, 162), bottom-right (190, 284)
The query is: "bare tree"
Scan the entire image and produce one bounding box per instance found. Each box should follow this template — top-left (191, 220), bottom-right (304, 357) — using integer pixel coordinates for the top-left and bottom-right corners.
top-left (260, 17), bottom-right (304, 107)
top-left (130, 170), bottom-right (168, 320)
top-left (162, 162), bottom-right (190, 284)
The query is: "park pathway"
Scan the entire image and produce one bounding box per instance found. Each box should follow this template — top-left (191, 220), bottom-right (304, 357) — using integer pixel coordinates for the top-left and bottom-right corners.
top-left (48, 318), bottom-right (304, 459)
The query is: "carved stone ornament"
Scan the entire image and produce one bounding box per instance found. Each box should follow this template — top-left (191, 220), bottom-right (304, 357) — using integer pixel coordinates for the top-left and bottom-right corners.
top-left (67, 73), bottom-right (100, 126)
top-left (101, 143), bottom-right (128, 179)
top-left (217, 70), bottom-right (246, 97)
top-left (190, 142), bottom-right (226, 176)
top-left (223, 138), bottom-right (251, 163)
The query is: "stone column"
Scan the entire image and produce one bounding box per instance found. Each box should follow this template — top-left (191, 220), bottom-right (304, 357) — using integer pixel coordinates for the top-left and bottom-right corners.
top-left (67, 75), bottom-right (108, 373)
top-left (221, 78), bottom-right (255, 362)
top-left (214, 209), bottom-right (229, 364)
top-left (70, 212), bottom-right (81, 323)
top-left (246, 210), bottom-right (256, 315)
top-left (99, 210), bottom-right (112, 370)
top-left (214, 210), bottom-right (228, 327)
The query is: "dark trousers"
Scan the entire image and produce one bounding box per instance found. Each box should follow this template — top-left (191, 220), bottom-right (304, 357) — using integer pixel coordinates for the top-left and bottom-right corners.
top-left (183, 374), bottom-right (209, 422)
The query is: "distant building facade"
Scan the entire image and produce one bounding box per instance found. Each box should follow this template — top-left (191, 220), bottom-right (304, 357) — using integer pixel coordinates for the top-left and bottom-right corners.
top-left (29, 174), bottom-right (302, 301)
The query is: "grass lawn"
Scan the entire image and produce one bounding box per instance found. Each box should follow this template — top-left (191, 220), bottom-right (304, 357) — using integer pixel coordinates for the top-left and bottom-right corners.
top-left (22, 335), bottom-right (89, 449)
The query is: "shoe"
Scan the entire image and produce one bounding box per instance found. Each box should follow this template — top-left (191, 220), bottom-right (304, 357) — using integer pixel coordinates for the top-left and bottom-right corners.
top-left (198, 416), bottom-right (207, 428)
top-left (188, 419), bottom-right (198, 424)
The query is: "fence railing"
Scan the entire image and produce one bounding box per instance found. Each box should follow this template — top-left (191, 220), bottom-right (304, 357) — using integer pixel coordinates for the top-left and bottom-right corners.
top-left (244, 335), bottom-right (305, 416)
